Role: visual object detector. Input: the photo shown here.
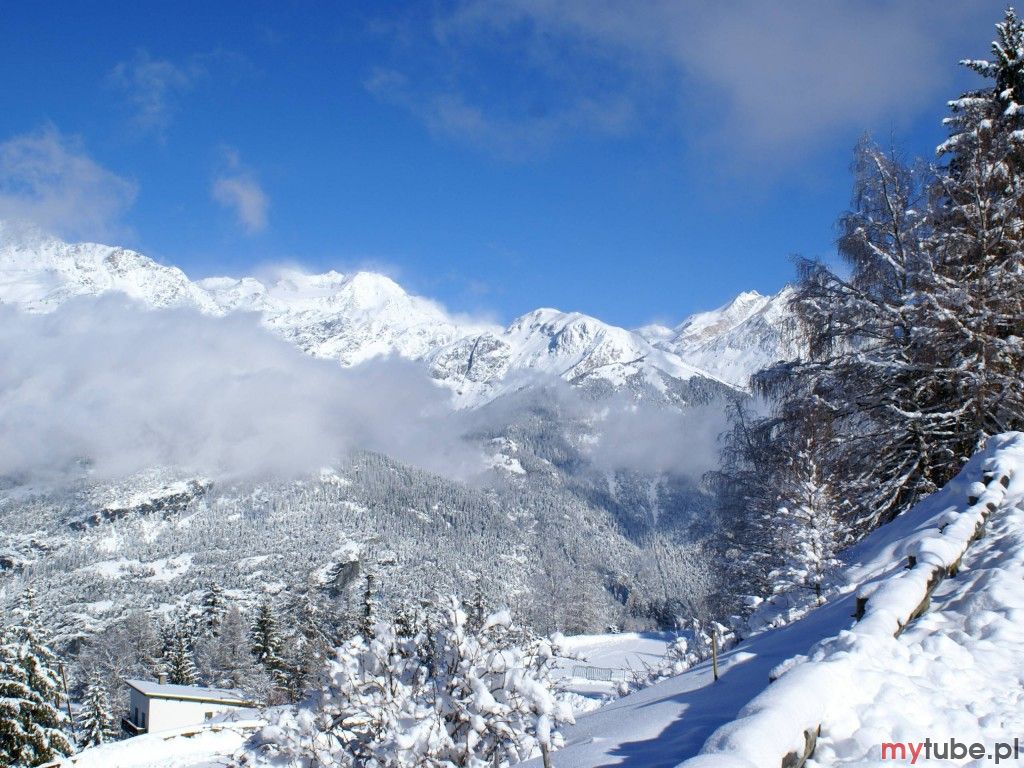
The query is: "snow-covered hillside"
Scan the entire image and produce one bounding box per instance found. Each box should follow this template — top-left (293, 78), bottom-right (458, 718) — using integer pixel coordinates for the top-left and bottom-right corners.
top-left (532, 432), bottom-right (1024, 768)
top-left (59, 433), bottom-right (1024, 767)
top-left (0, 223), bottom-right (794, 404)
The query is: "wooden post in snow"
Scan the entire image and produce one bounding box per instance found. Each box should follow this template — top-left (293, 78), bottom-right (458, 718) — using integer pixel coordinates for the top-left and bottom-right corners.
top-left (711, 629), bottom-right (719, 682)
top-left (541, 742), bottom-right (553, 768)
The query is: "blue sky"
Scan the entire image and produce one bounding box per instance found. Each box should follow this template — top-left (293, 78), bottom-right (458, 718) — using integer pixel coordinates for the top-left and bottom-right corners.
top-left (0, 1), bottom-right (1009, 327)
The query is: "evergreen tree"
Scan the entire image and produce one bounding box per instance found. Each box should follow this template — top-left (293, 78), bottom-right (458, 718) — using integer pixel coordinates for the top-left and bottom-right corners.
top-left (928, 7), bottom-right (1024, 454)
top-left (767, 440), bottom-right (843, 602)
top-left (357, 571), bottom-right (378, 639)
top-left (281, 589), bottom-right (332, 701)
top-left (0, 593), bottom-right (74, 766)
top-left (77, 675), bottom-right (117, 748)
top-left (250, 600), bottom-right (290, 696)
top-left (200, 583), bottom-right (227, 637)
top-left (164, 627), bottom-right (197, 686)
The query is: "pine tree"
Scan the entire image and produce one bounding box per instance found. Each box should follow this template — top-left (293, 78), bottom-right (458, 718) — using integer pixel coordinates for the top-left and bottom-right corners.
top-left (200, 583), bottom-right (226, 637)
top-left (77, 675), bottom-right (117, 748)
top-left (281, 590), bottom-right (332, 701)
top-left (164, 627), bottom-right (197, 686)
top-left (768, 441), bottom-right (843, 602)
top-left (0, 593), bottom-right (74, 766)
top-left (250, 600), bottom-right (290, 696)
top-left (357, 571), bottom-right (378, 639)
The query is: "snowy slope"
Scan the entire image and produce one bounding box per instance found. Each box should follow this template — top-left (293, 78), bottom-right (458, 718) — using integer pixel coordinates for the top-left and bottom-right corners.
top-left (522, 433), bottom-right (1024, 767)
top-left (53, 719), bottom-right (260, 768)
top-left (0, 223), bottom-right (779, 406)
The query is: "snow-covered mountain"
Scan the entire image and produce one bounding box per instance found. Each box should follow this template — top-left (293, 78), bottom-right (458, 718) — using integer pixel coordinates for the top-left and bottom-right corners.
top-left (429, 308), bottom-right (725, 405)
top-left (0, 221), bottom-right (218, 313)
top-left (637, 288), bottom-right (800, 388)
top-left (0, 223), bottom-right (797, 403)
top-left (198, 270), bottom-right (494, 367)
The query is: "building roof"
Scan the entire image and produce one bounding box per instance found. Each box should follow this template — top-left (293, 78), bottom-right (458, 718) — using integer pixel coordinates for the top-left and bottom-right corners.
top-left (125, 679), bottom-right (256, 706)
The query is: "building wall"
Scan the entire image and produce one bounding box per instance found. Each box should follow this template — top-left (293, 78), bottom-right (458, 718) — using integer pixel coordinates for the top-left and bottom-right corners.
top-left (147, 697), bottom-right (254, 733)
top-left (128, 688), bottom-right (151, 731)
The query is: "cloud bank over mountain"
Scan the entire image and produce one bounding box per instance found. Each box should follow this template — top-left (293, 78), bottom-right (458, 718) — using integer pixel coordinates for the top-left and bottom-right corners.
top-left (0, 297), bottom-right (483, 485)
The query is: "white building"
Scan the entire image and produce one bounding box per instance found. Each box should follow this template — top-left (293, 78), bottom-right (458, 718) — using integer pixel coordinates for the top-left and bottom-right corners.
top-left (122, 679), bottom-right (257, 735)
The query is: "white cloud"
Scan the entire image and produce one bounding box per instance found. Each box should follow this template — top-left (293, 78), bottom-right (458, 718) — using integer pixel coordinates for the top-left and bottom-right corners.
top-left (109, 50), bottom-right (200, 137)
top-left (389, 0), bottom-right (1005, 159)
top-left (211, 150), bottom-right (268, 234)
top-left (0, 297), bottom-right (484, 486)
top-left (0, 127), bottom-right (137, 240)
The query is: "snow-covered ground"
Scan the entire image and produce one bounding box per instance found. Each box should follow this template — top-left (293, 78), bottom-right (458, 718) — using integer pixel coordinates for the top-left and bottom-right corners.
top-left (52, 720), bottom-right (260, 768)
top-left (62, 434), bottom-right (1024, 767)
top-left (527, 433), bottom-right (1024, 768)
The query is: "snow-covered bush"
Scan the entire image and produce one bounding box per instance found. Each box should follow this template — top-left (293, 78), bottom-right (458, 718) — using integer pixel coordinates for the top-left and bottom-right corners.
top-left (249, 596), bottom-right (573, 767)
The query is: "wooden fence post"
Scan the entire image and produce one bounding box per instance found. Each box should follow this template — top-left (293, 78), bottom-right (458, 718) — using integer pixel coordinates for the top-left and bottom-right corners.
top-left (541, 741), bottom-right (553, 768)
top-left (711, 630), bottom-right (719, 682)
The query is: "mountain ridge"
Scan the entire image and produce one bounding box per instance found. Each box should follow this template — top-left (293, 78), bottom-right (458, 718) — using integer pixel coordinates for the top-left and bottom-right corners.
top-left (0, 223), bottom-right (798, 403)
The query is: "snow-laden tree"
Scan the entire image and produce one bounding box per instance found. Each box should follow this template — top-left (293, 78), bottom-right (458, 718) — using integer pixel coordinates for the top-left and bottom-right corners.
top-left (0, 593), bottom-right (74, 766)
top-left (726, 11), bottom-right (1024, 597)
top-left (281, 588), bottom-right (334, 702)
top-left (711, 392), bottom-right (849, 613)
top-left (77, 675), bottom-right (117, 748)
top-left (200, 583), bottom-right (227, 637)
top-left (776, 139), bottom-right (944, 531)
top-left (196, 605), bottom-right (270, 699)
top-left (767, 442), bottom-right (843, 602)
top-left (927, 6), bottom-right (1024, 455)
top-left (164, 626), bottom-right (198, 686)
top-left (251, 599), bottom-right (291, 697)
top-left (252, 596), bottom-right (573, 767)
top-left (77, 609), bottom-right (162, 717)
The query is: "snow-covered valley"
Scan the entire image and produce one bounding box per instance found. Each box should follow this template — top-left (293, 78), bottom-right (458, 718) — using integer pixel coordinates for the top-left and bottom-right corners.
top-left (54, 434), bottom-right (1024, 767)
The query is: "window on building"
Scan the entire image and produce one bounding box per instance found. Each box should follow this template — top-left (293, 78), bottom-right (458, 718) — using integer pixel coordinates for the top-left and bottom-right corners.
top-left (134, 706), bottom-right (139, 725)
top-left (141, 711), bottom-right (146, 728)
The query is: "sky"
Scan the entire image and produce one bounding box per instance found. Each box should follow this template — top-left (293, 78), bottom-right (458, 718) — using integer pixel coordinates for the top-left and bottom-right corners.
top-left (0, 0), bottom-right (1010, 328)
